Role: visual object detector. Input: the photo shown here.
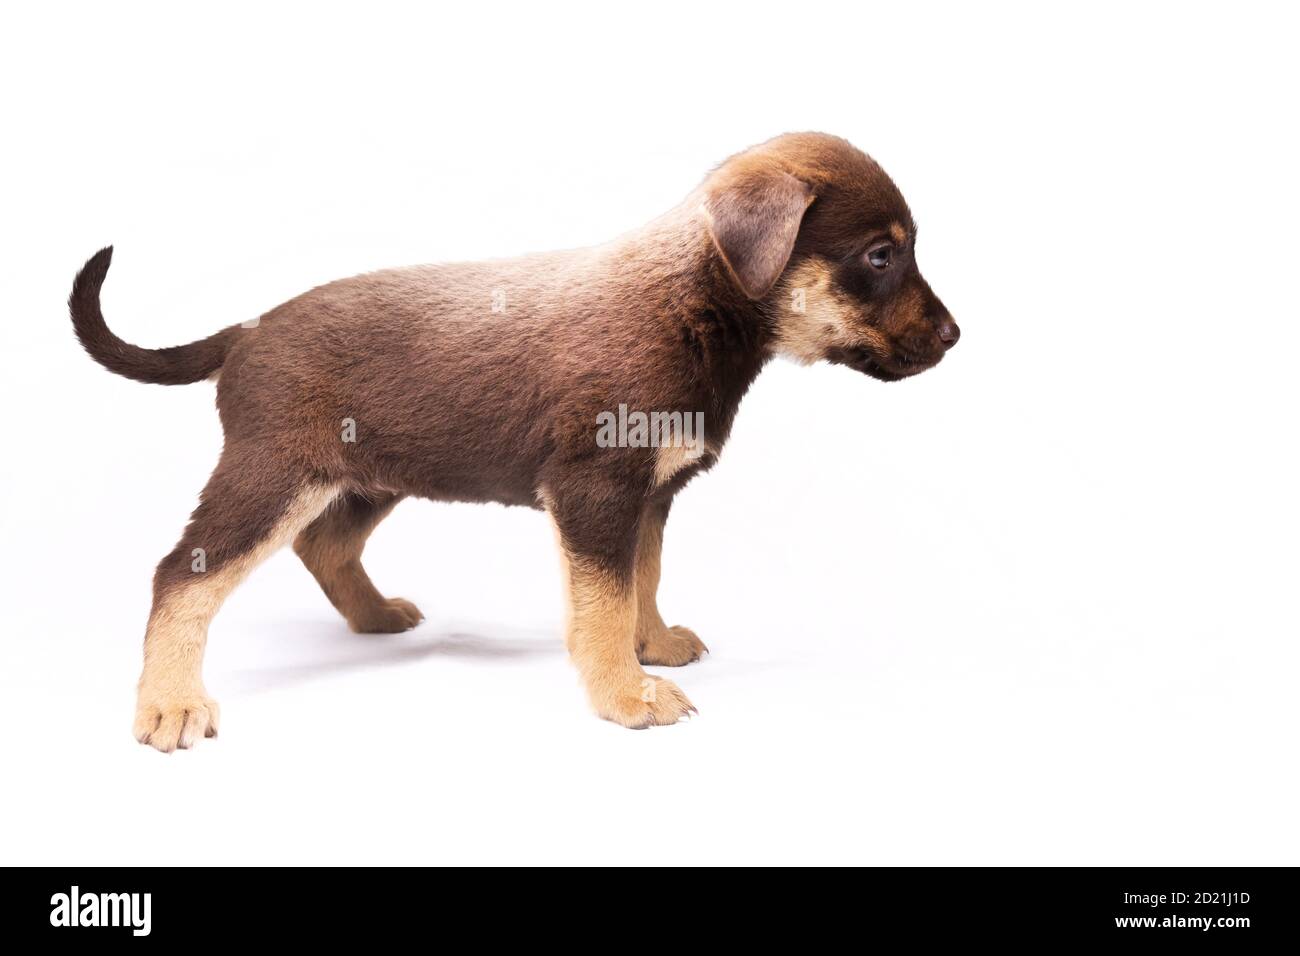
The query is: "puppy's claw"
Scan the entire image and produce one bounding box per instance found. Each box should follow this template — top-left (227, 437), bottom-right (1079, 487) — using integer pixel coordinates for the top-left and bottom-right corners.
top-left (133, 692), bottom-right (220, 753)
top-left (593, 674), bottom-right (696, 728)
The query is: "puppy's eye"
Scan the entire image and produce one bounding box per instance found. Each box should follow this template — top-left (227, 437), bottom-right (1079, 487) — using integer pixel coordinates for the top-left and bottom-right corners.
top-left (866, 244), bottom-right (892, 270)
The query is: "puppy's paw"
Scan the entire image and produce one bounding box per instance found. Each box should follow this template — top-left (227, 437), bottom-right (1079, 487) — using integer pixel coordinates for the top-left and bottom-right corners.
top-left (348, 597), bottom-right (424, 634)
top-left (637, 625), bottom-right (708, 667)
top-left (133, 691), bottom-right (220, 753)
top-left (592, 674), bottom-right (697, 729)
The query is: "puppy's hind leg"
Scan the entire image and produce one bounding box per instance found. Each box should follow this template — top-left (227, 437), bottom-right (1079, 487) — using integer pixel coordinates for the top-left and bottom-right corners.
top-left (133, 449), bottom-right (340, 752)
top-left (292, 491), bottom-right (422, 633)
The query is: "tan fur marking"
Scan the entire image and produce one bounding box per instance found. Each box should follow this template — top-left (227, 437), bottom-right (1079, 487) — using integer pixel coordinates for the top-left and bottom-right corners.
top-left (133, 483), bottom-right (341, 751)
top-left (634, 511), bottom-right (668, 641)
top-left (889, 221), bottom-right (907, 245)
top-left (653, 443), bottom-right (704, 488)
top-left (770, 258), bottom-right (886, 363)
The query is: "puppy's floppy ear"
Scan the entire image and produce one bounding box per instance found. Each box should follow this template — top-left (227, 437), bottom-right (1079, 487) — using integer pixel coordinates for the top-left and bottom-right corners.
top-left (703, 168), bottom-right (814, 299)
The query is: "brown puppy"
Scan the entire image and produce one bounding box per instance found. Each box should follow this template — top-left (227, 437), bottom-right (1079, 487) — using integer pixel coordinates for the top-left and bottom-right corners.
top-left (70, 132), bottom-right (959, 750)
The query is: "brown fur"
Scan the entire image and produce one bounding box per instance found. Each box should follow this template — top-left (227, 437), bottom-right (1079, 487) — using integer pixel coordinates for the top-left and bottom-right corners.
top-left (293, 492), bottom-right (423, 633)
top-left (68, 132), bottom-right (958, 748)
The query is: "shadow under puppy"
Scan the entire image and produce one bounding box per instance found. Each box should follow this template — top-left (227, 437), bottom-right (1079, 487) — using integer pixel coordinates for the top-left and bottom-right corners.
top-left (70, 131), bottom-right (959, 751)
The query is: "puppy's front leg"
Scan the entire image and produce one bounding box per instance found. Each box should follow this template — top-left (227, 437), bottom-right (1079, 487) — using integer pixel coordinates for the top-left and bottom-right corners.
top-left (549, 491), bottom-right (695, 727)
top-left (633, 500), bottom-right (708, 666)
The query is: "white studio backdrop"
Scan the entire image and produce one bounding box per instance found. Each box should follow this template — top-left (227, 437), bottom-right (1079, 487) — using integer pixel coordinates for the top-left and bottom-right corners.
top-left (1, 1), bottom-right (1297, 864)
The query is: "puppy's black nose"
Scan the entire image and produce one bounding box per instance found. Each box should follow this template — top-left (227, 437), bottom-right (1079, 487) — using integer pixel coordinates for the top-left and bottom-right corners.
top-left (937, 319), bottom-right (960, 348)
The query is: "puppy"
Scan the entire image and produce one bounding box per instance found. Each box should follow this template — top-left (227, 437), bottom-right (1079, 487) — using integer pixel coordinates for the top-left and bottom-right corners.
top-left (70, 132), bottom-right (958, 750)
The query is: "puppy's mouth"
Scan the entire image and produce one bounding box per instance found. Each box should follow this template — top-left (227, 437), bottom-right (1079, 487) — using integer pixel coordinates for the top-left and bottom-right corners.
top-left (826, 345), bottom-right (940, 382)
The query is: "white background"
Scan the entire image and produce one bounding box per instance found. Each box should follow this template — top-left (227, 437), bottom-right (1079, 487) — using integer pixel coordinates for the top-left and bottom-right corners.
top-left (2, 1), bottom-right (1297, 865)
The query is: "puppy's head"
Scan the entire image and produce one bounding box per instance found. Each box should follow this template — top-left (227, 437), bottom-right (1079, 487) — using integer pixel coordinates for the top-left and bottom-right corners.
top-left (702, 132), bottom-right (958, 381)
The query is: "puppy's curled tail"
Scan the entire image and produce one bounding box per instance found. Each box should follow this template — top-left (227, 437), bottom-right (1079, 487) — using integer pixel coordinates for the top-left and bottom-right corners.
top-left (69, 246), bottom-right (246, 385)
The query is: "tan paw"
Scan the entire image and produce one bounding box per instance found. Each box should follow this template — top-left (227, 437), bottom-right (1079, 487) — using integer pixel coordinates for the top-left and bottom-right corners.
top-left (637, 625), bottom-right (708, 666)
top-left (348, 597), bottom-right (424, 634)
top-left (592, 674), bottom-right (697, 729)
top-left (133, 692), bottom-right (220, 753)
